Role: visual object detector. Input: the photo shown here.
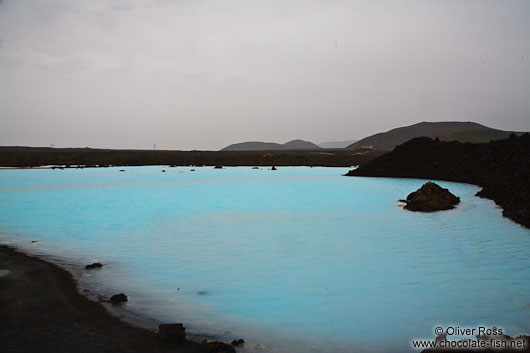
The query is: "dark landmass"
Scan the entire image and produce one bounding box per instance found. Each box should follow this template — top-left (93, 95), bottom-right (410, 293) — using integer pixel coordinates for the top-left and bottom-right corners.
top-left (0, 245), bottom-right (237, 353)
top-left (0, 146), bottom-right (384, 168)
top-left (318, 139), bottom-right (358, 149)
top-left (347, 133), bottom-right (530, 228)
top-left (346, 121), bottom-right (523, 151)
top-left (402, 182), bottom-right (460, 212)
top-left (221, 139), bottom-right (320, 151)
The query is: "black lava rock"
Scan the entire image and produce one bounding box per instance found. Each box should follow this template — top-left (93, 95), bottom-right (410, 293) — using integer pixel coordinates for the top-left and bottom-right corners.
top-left (85, 262), bottom-right (103, 270)
top-left (110, 293), bottom-right (128, 302)
top-left (230, 338), bottom-right (245, 346)
top-left (158, 323), bottom-right (186, 342)
top-left (403, 182), bottom-right (460, 212)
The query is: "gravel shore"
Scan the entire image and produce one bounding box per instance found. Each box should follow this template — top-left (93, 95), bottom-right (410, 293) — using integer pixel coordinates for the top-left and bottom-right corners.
top-left (0, 245), bottom-right (233, 353)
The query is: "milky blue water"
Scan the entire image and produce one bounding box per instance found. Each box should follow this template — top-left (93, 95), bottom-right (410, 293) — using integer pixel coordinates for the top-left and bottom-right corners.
top-left (1, 166), bottom-right (529, 352)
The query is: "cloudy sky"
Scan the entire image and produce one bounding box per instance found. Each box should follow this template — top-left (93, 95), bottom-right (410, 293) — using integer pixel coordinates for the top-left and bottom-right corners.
top-left (0, 0), bottom-right (528, 150)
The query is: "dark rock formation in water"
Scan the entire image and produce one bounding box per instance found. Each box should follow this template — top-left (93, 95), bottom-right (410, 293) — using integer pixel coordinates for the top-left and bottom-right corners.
top-left (110, 293), bottom-right (128, 302)
top-left (230, 339), bottom-right (245, 346)
top-left (85, 262), bottom-right (103, 269)
top-left (201, 340), bottom-right (236, 353)
top-left (346, 133), bottom-right (530, 228)
top-left (271, 166), bottom-right (277, 170)
top-left (402, 182), bottom-right (460, 212)
top-left (158, 323), bottom-right (186, 342)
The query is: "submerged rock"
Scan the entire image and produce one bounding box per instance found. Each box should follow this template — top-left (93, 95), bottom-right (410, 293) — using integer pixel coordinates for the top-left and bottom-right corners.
top-left (402, 182), bottom-right (460, 212)
top-left (159, 323), bottom-right (186, 342)
top-left (109, 293), bottom-right (128, 302)
top-left (85, 262), bottom-right (103, 270)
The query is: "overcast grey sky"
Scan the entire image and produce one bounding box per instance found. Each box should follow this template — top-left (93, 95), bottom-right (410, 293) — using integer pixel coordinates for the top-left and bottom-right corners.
top-left (0, 0), bottom-right (529, 150)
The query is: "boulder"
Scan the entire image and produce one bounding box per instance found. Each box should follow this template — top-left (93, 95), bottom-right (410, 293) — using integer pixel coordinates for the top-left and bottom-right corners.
top-left (85, 262), bottom-right (103, 269)
top-left (110, 293), bottom-right (128, 302)
top-left (402, 182), bottom-right (460, 212)
top-left (159, 323), bottom-right (186, 342)
top-left (271, 166), bottom-right (277, 170)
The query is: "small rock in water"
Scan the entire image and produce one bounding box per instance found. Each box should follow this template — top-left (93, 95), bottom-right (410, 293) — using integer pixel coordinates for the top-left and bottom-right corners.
top-left (251, 167), bottom-right (259, 170)
top-left (402, 182), bottom-right (460, 212)
top-left (214, 165), bottom-right (223, 169)
top-left (159, 323), bottom-right (186, 342)
top-left (110, 293), bottom-right (128, 302)
top-left (230, 338), bottom-right (245, 346)
top-left (201, 340), bottom-right (236, 353)
top-left (271, 166), bottom-right (277, 170)
top-left (85, 262), bottom-right (103, 269)
top-left (119, 169), bottom-right (126, 172)
top-left (31, 240), bottom-right (39, 243)
top-left (161, 169), bottom-right (166, 172)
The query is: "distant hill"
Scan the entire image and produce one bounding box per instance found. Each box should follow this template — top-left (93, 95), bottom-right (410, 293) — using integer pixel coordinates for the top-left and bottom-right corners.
top-left (282, 139), bottom-right (321, 149)
top-left (346, 121), bottom-right (520, 151)
top-left (221, 139), bottom-right (321, 151)
top-left (319, 140), bottom-right (357, 149)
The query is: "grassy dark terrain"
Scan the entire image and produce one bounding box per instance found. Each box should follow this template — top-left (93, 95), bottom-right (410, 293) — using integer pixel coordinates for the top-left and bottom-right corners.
top-left (347, 133), bottom-right (530, 228)
top-left (346, 121), bottom-right (522, 151)
top-left (0, 146), bottom-right (383, 168)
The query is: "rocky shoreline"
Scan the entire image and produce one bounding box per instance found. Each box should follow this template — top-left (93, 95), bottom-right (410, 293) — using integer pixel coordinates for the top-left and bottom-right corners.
top-left (346, 134), bottom-right (530, 228)
top-left (0, 245), bottom-right (238, 353)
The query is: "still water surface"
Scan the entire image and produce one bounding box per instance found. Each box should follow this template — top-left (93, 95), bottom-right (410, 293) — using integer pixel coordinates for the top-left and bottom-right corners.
top-left (1, 166), bottom-right (529, 352)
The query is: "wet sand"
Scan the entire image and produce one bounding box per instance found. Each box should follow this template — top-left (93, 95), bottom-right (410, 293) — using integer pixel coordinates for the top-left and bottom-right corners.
top-left (0, 245), bottom-right (232, 353)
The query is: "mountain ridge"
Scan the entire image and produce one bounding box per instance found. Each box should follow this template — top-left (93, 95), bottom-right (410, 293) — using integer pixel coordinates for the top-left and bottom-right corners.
top-left (346, 121), bottom-right (520, 151)
top-left (221, 139), bottom-right (321, 151)
top-left (318, 140), bottom-right (358, 149)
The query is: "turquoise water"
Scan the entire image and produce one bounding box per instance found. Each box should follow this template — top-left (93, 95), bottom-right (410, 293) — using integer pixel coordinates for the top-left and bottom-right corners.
top-left (1, 166), bottom-right (529, 352)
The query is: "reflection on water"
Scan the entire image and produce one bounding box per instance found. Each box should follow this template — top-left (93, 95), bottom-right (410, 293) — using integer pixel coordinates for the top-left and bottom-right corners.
top-left (1, 166), bottom-right (529, 352)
